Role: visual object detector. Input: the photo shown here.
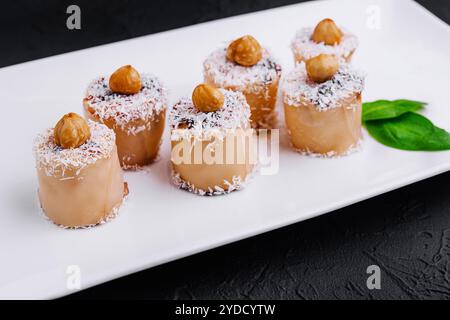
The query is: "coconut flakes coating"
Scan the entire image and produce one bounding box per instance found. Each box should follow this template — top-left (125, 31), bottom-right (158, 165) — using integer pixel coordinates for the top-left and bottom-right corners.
top-left (291, 27), bottom-right (358, 61)
top-left (203, 46), bottom-right (282, 91)
top-left (283, 62), bottom-right (365, 111)
top-left (170, 89), bottom-right (251, 140)
top-left (84, 73), bottom-right (167, 129)
top-left (34, 120), bottom-right (115, 177)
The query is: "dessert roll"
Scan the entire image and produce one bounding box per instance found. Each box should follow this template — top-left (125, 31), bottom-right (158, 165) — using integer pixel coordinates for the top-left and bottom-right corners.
top-left (83, 65), bottom-right (167, 170)
top-left (282, 54), bottom-right (365, 156)
top-left (34, 113), bottom-right (127, 228)
top-left (291, 19), bottom-right (358, 63)
top-left (203, 35), bottom-right (282, 129)
top-left (170, 84), bottom-right (256, 195)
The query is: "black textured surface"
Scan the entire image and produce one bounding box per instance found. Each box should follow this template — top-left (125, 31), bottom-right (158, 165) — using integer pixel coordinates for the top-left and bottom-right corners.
top-left (1, 0), bottom-right (302, 68)
top-left (1, 0), bottom-right (448, 68)
top-left (2, 0), bottom-right (449, 300)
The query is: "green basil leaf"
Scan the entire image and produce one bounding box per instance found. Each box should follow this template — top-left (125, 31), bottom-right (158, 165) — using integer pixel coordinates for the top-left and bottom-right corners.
top-left (362, 99), bottom-right (426, 121)
top-left (365, 112), bottom-right (450, 151)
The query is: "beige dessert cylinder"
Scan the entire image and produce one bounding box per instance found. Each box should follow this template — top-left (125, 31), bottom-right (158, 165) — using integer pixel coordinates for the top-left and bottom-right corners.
top-left (171, 129), bottom-right (255, 192)
top-left (284, 93), bottom-right (362, 155)
top-left (84, 100), bottom-right (166, 169)
top-left (37, 145), bottom-right (125, 227)
top-left (204, 74), bottom-right (279, 129)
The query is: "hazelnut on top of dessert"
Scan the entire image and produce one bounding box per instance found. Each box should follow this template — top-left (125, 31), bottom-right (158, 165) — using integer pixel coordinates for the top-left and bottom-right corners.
top-left (291, 18), bottom-right (358, 63)
top-left (282, 54), bottom-right (365, 157)
top-left (83, 65), bottom-right (167, 170)
top-left (192, 83), bottom-right (224, 113)
top-left (54, 112), bottom-right (91, 149)
top-left (170, 84), bottom-right (255, 195)
top-left (226, 35), bottom-right (262, 67)
top-left (305, 53), bottom-right (339, 83)
top-left (203, 35), bottom-right (282, 129)
top-left (34, 113), bottom-right (127, 228)
top-left (109, 65), bottom-right (142, 95)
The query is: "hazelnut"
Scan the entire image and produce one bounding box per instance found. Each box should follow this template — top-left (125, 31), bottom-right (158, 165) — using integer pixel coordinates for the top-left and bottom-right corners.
top-left (109, 65), bottom-right (142, 95)
top-left (54, 113), bottom-right (91, 149)
top-left (311, 18), bottom-right (343, 45)
top-left (226, 35), bottom-right (262, 67)
top-left (305, 54), bottom-right (339, 83)
top-left (192, 84), bottom-right (224, 113)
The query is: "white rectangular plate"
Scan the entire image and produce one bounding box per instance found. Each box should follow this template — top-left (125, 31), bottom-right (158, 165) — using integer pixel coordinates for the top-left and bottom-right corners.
top-left (0, 0), bottom-right (449, 299)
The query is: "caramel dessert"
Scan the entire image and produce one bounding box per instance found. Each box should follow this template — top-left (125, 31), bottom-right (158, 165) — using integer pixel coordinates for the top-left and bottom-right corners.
top-left (34, 113), bottom-right (127, 228)
top-left (203, 35), bottom-right (282, 129)
top-left (170, 84), bottom-right (255, 195)
top-left (291, 18), bottom-right (358, 63)
top-left (282, 54), bottom-right (365, 156)
top-left (83, 65), bottom-right (167, 169)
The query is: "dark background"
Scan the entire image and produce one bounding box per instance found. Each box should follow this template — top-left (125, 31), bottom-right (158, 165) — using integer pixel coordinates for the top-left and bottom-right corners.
top-left (1, 0), bottom-right (449, 68)
top-left (3, 0), bottom-right (449, 299)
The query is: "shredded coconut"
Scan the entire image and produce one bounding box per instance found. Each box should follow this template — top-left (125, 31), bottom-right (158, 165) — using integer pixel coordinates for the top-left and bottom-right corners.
top-left (283, 62), bottom-right (365, 111)
top-left (291, 27), bottom-right (358, 61)
top-left (33, 120), bottom-right (115, 177)
top-left (289, 138), bottom-right (363, 158)
top-left (171, 168), bottom-right (256, 196)
top-left (203, 46), bottom-right (282, 92)
top-left (84, 73), bottom-right (167, 130)
top-left (169, 89), bottom-right (251, 140)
